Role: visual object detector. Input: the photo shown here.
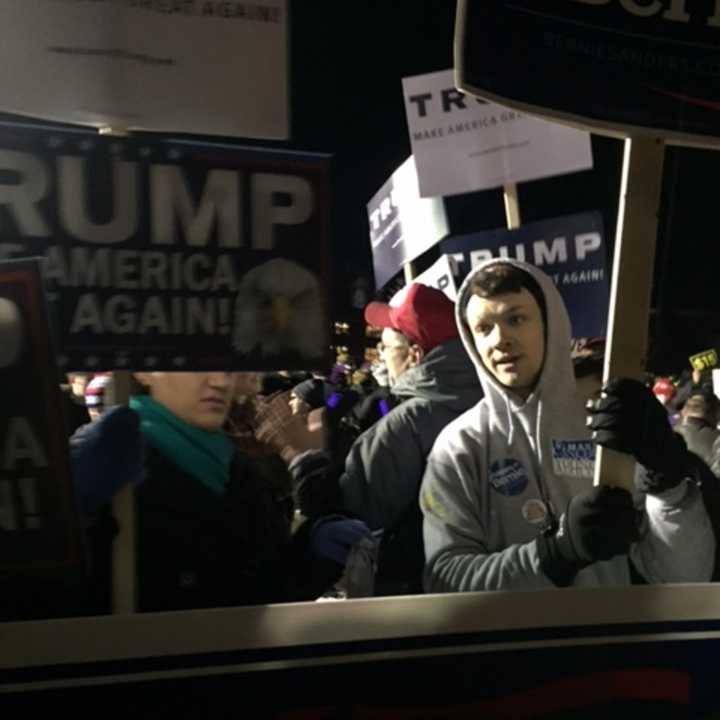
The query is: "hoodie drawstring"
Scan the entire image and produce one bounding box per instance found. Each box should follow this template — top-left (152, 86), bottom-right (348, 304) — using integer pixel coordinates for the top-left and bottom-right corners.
top-left (505, 394), bottom-right (515, 448)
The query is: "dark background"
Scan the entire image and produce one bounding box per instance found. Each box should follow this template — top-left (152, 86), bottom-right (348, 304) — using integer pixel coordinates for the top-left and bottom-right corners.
top-left (281, 3), bottom-right (720, 375)
top-left (2, 2), bottom-right (719, 373)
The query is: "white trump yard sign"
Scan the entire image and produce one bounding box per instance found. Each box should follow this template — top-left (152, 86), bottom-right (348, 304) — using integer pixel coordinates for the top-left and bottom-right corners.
top-left (0, 0), bottom-right (288, 139)
top-left (402, 69), bottom-right (593, 198)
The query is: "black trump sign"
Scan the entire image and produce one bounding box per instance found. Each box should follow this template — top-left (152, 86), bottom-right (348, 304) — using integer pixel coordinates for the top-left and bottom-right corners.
top-left (0, 124), bottom-right (331, 371)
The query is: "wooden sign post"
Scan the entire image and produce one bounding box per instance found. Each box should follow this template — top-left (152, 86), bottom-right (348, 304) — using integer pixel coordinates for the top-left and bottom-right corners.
top-left (403, 261), bottom-right (416, 284)
top-left (594, 136), bottom-right (666, 489)
top-left (503, 183), bottom-right (522, 231)
top-left (105, 370), bottom-right (137, 614)
top-left (455, 0), bottom-right (720, 487)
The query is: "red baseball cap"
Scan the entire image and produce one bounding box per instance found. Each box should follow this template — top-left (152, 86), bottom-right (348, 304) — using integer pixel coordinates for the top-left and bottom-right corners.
top-left (652, 377), bottom-right (675, 401)
top-left (85, 373), bottom-right (112, 409)
top-left (364, 283), bottom-right (458, 351)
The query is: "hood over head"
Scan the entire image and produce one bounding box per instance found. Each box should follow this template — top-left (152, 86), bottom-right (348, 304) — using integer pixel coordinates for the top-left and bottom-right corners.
top-left (454, 257), bottom-right (588, 459)
top-left (455, 257), bottom-right (575, 406)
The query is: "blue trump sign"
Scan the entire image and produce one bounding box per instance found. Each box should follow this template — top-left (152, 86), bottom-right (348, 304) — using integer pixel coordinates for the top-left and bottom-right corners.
top-left (441, 212), bottom-right (609, 339)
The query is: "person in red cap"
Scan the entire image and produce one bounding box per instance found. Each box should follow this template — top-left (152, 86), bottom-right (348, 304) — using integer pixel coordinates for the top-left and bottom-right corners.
top-left (285, 282), bottom-right (483, 596)
top-left (652, 376), bottom-right (676, 407)
top-left (365, 283), bottom-right (461, 386)
top-left (84, 372), bottom-right (114, 421)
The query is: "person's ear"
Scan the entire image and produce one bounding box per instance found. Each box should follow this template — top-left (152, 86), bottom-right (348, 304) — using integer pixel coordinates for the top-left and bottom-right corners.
top-left (409, 344), bottom-right (425, 367)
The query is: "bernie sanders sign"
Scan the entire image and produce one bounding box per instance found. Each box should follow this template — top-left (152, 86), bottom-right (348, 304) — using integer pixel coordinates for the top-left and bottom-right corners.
top-left (455, 0), bottom-right (720, 146)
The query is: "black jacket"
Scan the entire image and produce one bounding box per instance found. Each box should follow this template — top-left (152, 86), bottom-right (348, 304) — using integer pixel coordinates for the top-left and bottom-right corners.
top-left (138, 446), bottom-right (282, 610)
top-left (72, 444), bottom-right (339, 615)
top-left (291, 338), bottom-right (483, 597)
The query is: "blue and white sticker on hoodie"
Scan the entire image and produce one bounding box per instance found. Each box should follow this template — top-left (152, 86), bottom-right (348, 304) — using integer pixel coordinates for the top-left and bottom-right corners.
top-left (489, 458), bottom-right (529, 496)
top-left (551, 440), bottom-right (595, 478)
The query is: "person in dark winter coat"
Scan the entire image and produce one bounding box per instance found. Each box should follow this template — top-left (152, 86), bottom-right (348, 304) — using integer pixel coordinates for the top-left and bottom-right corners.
top-left (289, 378), bottom-right (328, 416)
top-left (675, 392), bottom-right (720, 478)
top-left (285, 284), bottom-right (484, 595)
top-left (669, 367), bottom-right (714, 414)
top-left (288, 376), bottom-right (367, 468)
top-left (71, 371), bottom-right (372, 613)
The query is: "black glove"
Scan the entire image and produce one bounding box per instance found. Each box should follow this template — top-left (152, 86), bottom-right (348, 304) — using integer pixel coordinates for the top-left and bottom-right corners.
top-left (310, 515), bottom-right (374, 566)
top-left (586, 378), bottom-right (688, 481)
top-left (537, 486), bottom-right (639, 586)
top-left (635, 466), bottom-right (689, 496)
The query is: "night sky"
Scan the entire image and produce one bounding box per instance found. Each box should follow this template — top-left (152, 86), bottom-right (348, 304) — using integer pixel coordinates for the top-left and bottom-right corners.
top-left (280, 3), bottom-right (720, 374)
top-left (2, 2), bottom-right (719, 373)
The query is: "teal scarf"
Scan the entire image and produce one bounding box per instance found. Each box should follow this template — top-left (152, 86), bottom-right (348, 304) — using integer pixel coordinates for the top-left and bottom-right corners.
top-left (129, 395), bottom-right (234, 497)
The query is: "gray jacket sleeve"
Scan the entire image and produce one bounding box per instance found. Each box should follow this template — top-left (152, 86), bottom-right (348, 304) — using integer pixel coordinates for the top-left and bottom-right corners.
top-left (710, 436), bottom-right (720, 479)
top-left (420, 448), bottom-right (554, 593)
top-left (631, 476), bottom-right (715, 583)
top-left (339, 404), bottom-right (426, 531)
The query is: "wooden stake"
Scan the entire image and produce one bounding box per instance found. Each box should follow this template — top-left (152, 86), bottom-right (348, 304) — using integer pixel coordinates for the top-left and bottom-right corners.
top-left (107, 370), bottom-right (137, 613)
top-left (503, 183), bottom-right (521, 230)
top-left (594, 136), bottom-right (666, 490)
top-left (96, 123), bottom-right (137, 613)
top-left (403, 261), bottom-right (416, 284)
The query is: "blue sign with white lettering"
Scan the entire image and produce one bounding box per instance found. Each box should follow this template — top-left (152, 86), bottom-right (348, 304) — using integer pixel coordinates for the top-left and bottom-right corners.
top-left (441, 212), bottom-right (609, 339)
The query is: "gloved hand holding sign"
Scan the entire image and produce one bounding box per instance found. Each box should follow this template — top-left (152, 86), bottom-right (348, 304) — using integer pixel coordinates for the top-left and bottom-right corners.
top-left (586, 378), bottom-right (689, 491)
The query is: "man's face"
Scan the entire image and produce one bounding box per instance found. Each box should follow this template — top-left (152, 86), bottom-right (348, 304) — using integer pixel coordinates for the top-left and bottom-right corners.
top-left (380, 328), bottom-right (413, 384)
top-left (134, 372), bottom-right (237, 431)
top-left (466, 288), bottom-right (545, 399)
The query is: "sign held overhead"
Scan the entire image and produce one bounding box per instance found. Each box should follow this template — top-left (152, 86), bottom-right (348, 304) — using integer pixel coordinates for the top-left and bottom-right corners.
top-left (402, 69), bottom-right (593, 198)
top-left (455, 0), bottom-right (720, 147)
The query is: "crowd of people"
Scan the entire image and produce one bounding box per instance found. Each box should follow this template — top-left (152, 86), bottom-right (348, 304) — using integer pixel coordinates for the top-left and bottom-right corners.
top-left (57, 258), bottom-right (720, 616)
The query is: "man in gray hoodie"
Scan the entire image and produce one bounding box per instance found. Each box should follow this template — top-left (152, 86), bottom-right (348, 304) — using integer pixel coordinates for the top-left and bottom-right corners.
top-left (421, 259), bottom-right (716, 592)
